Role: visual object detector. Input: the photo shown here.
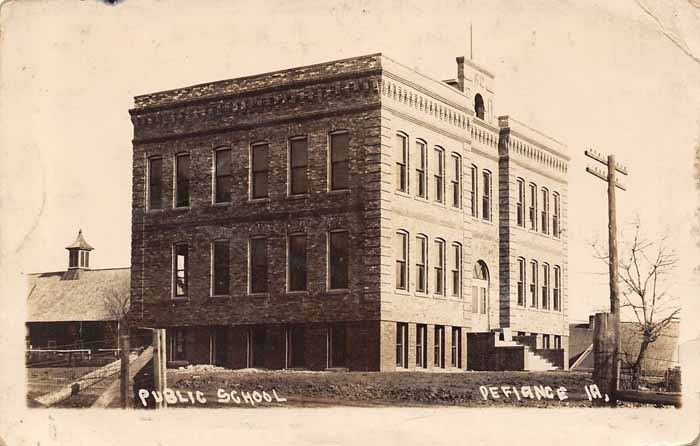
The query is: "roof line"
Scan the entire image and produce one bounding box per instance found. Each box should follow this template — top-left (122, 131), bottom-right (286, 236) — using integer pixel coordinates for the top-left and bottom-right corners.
top-left (25, 266), bottom-right (130, 275)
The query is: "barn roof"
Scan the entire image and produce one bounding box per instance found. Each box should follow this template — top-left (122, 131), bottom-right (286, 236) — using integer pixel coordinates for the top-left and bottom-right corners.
top-left (26, 267), bottom-right (129, 322)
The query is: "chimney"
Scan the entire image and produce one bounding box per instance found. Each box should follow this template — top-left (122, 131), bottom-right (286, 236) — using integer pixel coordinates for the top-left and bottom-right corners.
top-left (456, 56), bottom-right (465, 93)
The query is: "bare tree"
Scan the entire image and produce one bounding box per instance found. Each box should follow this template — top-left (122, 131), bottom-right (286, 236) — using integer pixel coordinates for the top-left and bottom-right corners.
top-left (104, 273), bottom-right (131, 339)
top-left (594, 221), bottom-right (680, 389)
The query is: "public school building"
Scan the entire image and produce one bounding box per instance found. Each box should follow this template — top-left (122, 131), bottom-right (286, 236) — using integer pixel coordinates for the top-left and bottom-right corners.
top-left (129, 54), bottom-right (570, 371)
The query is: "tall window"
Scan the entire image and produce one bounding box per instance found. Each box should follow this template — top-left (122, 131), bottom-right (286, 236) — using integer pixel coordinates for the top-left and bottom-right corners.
top-left (329, 231), bottom-right (349, 289)
top-left (554, 335), bottom-right (562, 350)
top-left (482, 170), bottom-right (492, 221)
top-left (416, 324), bottom-right (427, 368)
top-left (416, 140), bottom-right (427, 198)
top-left (329, 132), bottom-right (349, 191)
top-left (517, 257), bottom-right (526, 306)
top-left (451, 327), bottom-right (462, 368)
top-left (451, 154), bottom-right (461, 208)
top-left (451, 243), bottom-right (462, 298)
top-left (289, 137), bottom-right (308, 195)
top-left (396, 322), bottom-right (408, 368)
top-left (542, 263), bottom-right (550, 309)
top-left (69, 251), bottom-right (79, 268)
top-left (553, 266), bottom-right (561, 311)
top-left (543, 334), bottom-right (551, 350)
top-left (250, 238), bottom-right (268, 294)
top-left (516, 178), bottom-right (525, 227)
top-left (416, 235), bottom-right (427, 293)
top-left (434, 147), bottom-right (444, 203)
top-left (212, 240), bottom-right (229, 295)
top-left (528, 183), bottom-right (537, 230)
top-left (541, 188), bottom-right (550, 235)
top-left (173, 244), bottom-right (188, 298)
top-left (470, 165), bottom-right (478, 217)
top-left (251, 143), bottom-right (269, 199)
top-left (434, 325), bottom-right (445, 368)
top-left (474, 261), bottom-right (489, 315)
top-left (288, 234), bottom-right (307, 291)
top-left (214, 148), bottom-right (232, 203)
top-left (395, 133), bottom-right (408, 192)
top-left (434, 239), bottom-right (445, 295)
top-left (175, 154), bottom-right (190, 208)
top-left (553, 192), bottom-right (561, 238)
top-left (148, 157), bottom-right (163, 210)
top-left (395, 231), bottom-right (408, 290)
top-left (530, 260), bottom-right (538, 307)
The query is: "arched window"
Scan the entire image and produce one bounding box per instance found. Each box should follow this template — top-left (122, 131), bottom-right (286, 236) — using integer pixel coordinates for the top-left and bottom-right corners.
top-left (472, 260), bottom-right (489, 314)
top-left (516, 178), bottom-right (525, 227)
top-left (541, 187), bottom-right (550, 235)
top-left (474, 94), bottom-right (485, 119)
top-left (395, 230), bottom-right (409, 290)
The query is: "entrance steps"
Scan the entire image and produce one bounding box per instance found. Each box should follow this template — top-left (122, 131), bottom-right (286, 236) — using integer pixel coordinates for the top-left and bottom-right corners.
top-left (492, 330), bottom-right (558, 371)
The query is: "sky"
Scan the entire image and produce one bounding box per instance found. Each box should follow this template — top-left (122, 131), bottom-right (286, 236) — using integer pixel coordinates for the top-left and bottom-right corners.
top-left (1, 0), bottom-right (699, 339)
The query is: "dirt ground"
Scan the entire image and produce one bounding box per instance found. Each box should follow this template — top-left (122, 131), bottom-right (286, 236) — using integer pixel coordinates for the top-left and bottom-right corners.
top-left (27, 366), bottom-right (672, 409)
top-left (160, 368), bottom-right (605, 408)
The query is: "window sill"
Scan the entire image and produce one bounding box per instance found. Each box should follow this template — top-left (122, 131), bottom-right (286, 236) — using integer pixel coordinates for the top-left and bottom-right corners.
top-left (208, 294), bottom-right (230, 299)
top-left (146, 208), bottom-right (165, 214)
top-left (328, 189), bottom-right (351, 195)
top-left (172, 206), bottom-right (191, 211)
top-left (394, 289), bottom-right (411, 296)
top-left (326, 288), bottom-right (350, 295)
top-left (394, 190), bottom-right (411, 198)
top-left (170, 297), bottom-right (189, 302)
top-left (285, 290), bottom-right (308, 296)
top-left (212, 202), bottom-right (231, 207)
top-left (414, 291), bottom-right (430, 298)
top-left (286, 194), bottom-right (309, 200)
top-left (248, 197), bottom-right (270, 203)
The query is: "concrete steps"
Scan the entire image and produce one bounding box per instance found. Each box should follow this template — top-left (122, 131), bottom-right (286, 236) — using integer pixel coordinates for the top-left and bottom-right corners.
top-left (493, 331), bottom-right (558, 371)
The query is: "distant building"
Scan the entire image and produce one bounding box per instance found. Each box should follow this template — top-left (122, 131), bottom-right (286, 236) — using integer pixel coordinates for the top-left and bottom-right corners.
top-left (569, 315), bottom-right (680, 371)
top-left (129, 54), bottom-right (569, 371)
top-left (26, 230), bottom-right (129, 351)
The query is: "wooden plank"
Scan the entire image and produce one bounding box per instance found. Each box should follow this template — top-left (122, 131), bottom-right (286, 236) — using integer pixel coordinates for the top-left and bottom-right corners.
top-left (615, 390), bottom-right (682, 408)
top-left (92, 346), bottom-right (153, 408)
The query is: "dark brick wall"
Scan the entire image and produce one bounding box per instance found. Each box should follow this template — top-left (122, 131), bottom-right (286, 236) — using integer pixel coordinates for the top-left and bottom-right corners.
top-left (130, 66), bottom-right (383, 329)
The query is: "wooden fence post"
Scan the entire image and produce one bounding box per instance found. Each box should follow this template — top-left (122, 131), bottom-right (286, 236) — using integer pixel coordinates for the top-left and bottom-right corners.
top-left (152, 329), bottom-right (167, 409)
top-left (593, 312), bottom-right (616, 407)
top-left (119, 333), bottom-right (130, 408)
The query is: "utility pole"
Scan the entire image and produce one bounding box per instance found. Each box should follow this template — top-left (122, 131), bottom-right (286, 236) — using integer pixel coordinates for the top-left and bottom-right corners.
top-left (585, 149), bottom-right (628, 406)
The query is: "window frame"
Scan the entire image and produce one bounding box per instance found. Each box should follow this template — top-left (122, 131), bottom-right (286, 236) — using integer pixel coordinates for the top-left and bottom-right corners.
top-left (553, 192), bottom-right (561, 238)
top-left (451, 327), bottom-right (462, 368)
top-left (553, 265), bottom-right (561, 311)
top-left (328, 130), bottom-right (350, 192)
top-left (172, 243), bottom-right (189, 299)
top-left (395, 133), bottom-right (408, 193)
top-left (415, 234), bottom-right (428, 294)
top-left (211, 239), bottom-right (230, 296)
top-left (416, 324), bottom-right (427, 368)
top-left (249, 236), bottom-right (269, 295)
top-left (433, 146), bottom-right (445, 203)
top-left (529, 260), bottom-right (538, 308)
top-left (517, 257), bottom-right (526, 306)
top-left (541, 187), bottom-right (550, 235)
top-left (395, 231), bottom-right (409, 291)
top-left (434, 325), bottom-right (445, 368)
top-left (528, 182), bottom-right (538, 231)
top-left (481, 169), bottom-right (492, 221)
top-left (542, 262), bottom-right (550, 309)
top-left (147, 156), bottom-right (164, 211)
top-left (174, 152), bottom-right (190, 209)
top-left (288, 136), bottom-right (309, 196)
top-left (450, 153), bottom-right (462, 208)
top-left (395, 322), bottom-right (409, 369)
top-left (213, 147), bottom-right (232, 204)
top-left (516, 178), bottom-right (525, 227)
top-left (433, 238), bottom-right (446, 295)
top-left (250, 141), bottom-right (270, 200)
top-left (415, 139), bottom-right (427, 199)
top-left (287, 233), bottom-right (308, 292)
top-left (328, 230), bottom-right (350, 291)
top-left (451, 242), bottom-right (462, 298)
top-left (470, 164), bottom-right (478, 218)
